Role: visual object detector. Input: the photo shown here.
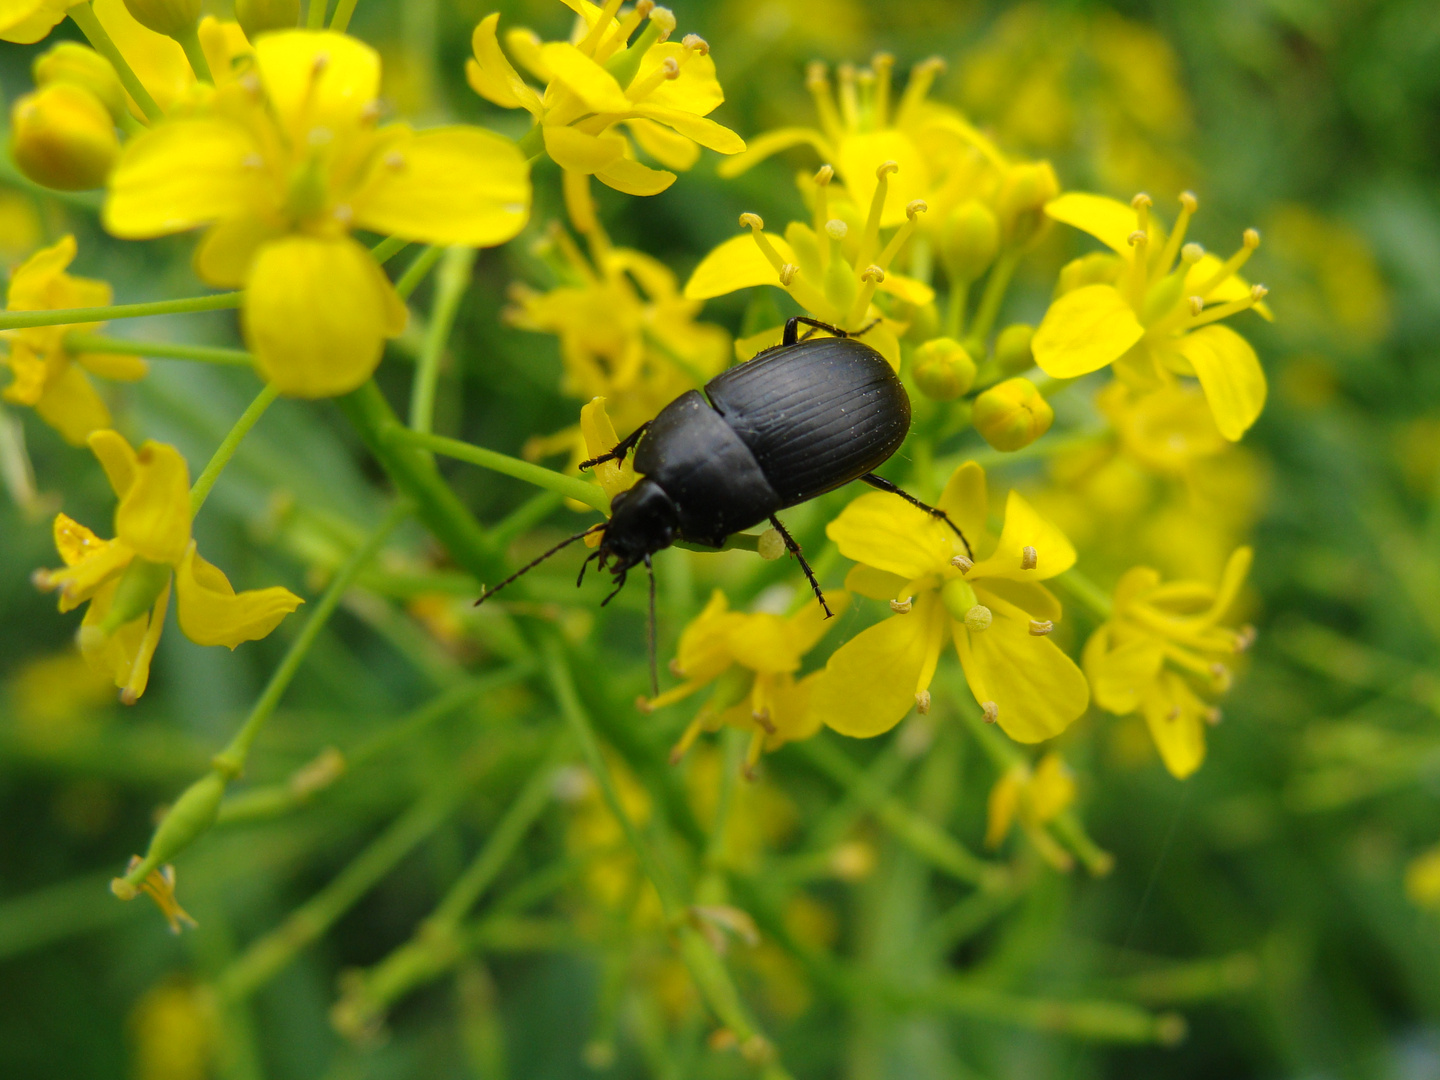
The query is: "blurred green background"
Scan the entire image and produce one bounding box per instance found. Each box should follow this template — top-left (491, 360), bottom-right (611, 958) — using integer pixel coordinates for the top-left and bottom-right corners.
top-left (3, 1), bottom-right (1440, 1078)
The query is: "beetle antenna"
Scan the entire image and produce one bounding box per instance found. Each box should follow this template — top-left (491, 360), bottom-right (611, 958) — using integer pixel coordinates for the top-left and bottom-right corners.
top-left (600, 568), bottom-right (628, 607)
top-left (475, 524), bottom-right (606, 606)
top-left (644, 554), bottom-right (659, 697)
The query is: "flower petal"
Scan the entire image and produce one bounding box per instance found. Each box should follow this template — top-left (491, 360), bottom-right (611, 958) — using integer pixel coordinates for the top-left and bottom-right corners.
top-left (629, 104), bottom-right (744, 155)
top-left (103, 119), bottom-right (265, 238)
top-left (1174, 324), bottom-right (1266, 441)
top-left (634, 42), bottom-right (724, 115)
top-left (955, 595), bottom-right (1089, 743)
top-left (1083, 624), bottom-right (1165, 715)
top-left (539, 41), bottom-right (630, 112)
top-left (937, 462), bottom-right (990, 551)
top-left (78, 577), bottom-right (154, 694)
top-left (193, 216), bottom-right (284, 288)
top-left (716, 126), bottom-right (831, 178)
top-left (1045, 193), bottom-right (1136, 254)
top-left (625, 117), bottom-right (699, 171)
top-left (724, 613), bottom-right (805, 674)
top-left (595, 155), bottom-right (676, 196)
top-left (93, 0), bottom-right (191, 112)
top-left (1141, 671), bottom-right (1208, 778)
top-left (0, 0), bottom-right (68, 45)
top-left (967, 490), bottom-right (1075, 582)
top-left (838, 129), bottom-right (930, 228)
top-left (1032, 283), bottom-right (1145, 378)
top-left (7, 233), bottom-right (77, 309)
top-left (673, 589), bottom-right (739, 683)
top-left (87, 428), bottom-right (137, 497)
top-left (543, 124), bottom-right (626, 172)
top-left (826, 491), bottom-right (954, 581)
top-left (844, 563), bottom-right (907, 601)
top-left (175, 544), bottom-right (303, 648)
top-left (33, 363), bottom-right (111, 446)
top-left (353, 126), bottom-right (530, 247)
top-left (115, 440), bottom-right (191, 566)
top-left (243, 235), bottom-right (405, 398)
top-left (466, 13), bottom-right (543, 116)
top-left (255, 30), bottom-right (380, 135)
top-left (811, 604), bottom-right (941, 738)
top-left (579, 396), bottom-right (637, 501)
top-left (683, 232), bottom-right (800, 300)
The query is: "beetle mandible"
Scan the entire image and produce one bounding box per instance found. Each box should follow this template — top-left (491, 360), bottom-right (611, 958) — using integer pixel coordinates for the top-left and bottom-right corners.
top-left (477, 315), bottom-right (974, 630)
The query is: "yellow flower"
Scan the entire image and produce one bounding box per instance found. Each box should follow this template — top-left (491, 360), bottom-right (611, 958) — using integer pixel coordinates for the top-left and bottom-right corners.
top-left (1083, 547), bottom-right (1253, 778)
top-left (92, 0), bottom-right (253, 116)
top-left (0, 0), bottom-right (72, 45)
top-left (129, 977), bottom-right (215, 1080)
top-left (641, 588), bottom-right (848, 777)
top-left (2, 236), bottom-right (146, 445)
top-left (466, 0), bottom-right (744, 196)
top-left (684, 163), bottom-right (932, 369)
top-left (33, 430), bottom-right (303, 702)
top-left (1406, 843), bottom-right (1440, 913)
top-left (984, 751), bottom-right (1077, 869)
top-left (811, 462), bottom-right (1089, 743)
top-left (10, 81), bottom-right (120, 191)
top-left (103, 30), bottom-right (531, 397)
top-left (1032, 191), bottom-right (1272, 441)
top-left (513, 217), bottom-right (729, 457)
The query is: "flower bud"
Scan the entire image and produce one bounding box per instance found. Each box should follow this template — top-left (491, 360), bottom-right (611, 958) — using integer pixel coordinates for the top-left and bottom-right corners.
top-left (234, 0), bottom-right (301, 39)
top-left (112, 769), bottom-right (228, 903)
top-left (939, 199), bottom-right (1000, 283)
top-left (994, 323), bottom-right (1034, 375)
top-left (33, 43), bottom-right (127, 123)
top-left (122, 0), bottom-right (201, 38)
top-left (995, 161), bottom-right (1059, 250)
top-left (10, 84), bottom-right (119, 192)
top-left (911, 337), bottom-right (976, 401)
top-left (972, 377), bottom-right (1054, 451)
top-left (1056, 252), bottom-right (1121, 296)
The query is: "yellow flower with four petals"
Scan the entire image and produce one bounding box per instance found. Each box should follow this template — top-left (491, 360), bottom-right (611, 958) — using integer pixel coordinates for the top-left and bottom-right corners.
top-left (34, 430), bottom-right (303, 703)
top-left (812, 462), bottom-right (1089, 744)
top-left (103, 29), bottom-right (530, 397)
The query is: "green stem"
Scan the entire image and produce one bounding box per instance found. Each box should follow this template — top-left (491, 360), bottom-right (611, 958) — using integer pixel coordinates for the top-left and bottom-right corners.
top-left (410, 246), bottom-right (475, 435)
top-left (396, 244), bottom-right (444, 300)
top-left (63, 332), bottom-right (252, 367)
top-left (389, 427), bottom-right (609, 513)
top-left (0, 292), bottom-right (243, 331)
top-left (1053, 567), bottom-right (1114, 621)
top-left (370, 235), bottom-right (409, 264)
top-left (190, 383), bottom-right (280, 515)
top-left (967, 250), bottom-right (1019, 349)
top-left (944, 279), bottom-right (968, 339)
top-left (176, 25), bottom-right (214, 84)
top-left (211, 503), bottom-right (409, 777)
top-left (306, 0), bottom-right (328, 29)
top-left (339, 381), bottom-right (501, 583)
top-left (330, 0), bottom-right (360, 32)
top-left (69, 3), bottom-right (163, 123)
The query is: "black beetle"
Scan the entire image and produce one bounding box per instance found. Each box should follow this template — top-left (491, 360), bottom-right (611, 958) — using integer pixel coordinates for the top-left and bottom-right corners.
top-left (477, 316), bottom-right (972, 637)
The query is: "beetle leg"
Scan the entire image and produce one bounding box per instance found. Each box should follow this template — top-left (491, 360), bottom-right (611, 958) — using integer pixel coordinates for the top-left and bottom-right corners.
top-left (579, 422), bottom-right (649, 471)
top-left (767, 514), bottom-right (834, 619)
top-left (784, 315), bottom-right (851, 346)
top-left (859, 473), bottom-right (975, 560)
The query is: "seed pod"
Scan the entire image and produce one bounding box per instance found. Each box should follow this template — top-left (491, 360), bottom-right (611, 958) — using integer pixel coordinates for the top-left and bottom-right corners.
top-left (972, 377), bottom-right (1054, 451)
top-left (122, 0), bottom-right (202, 38)
top-left (234, 0), bottom-right (301, 40)
top-left (33, 43), bottom-right (127, 123)
top-left (140, 770), bottom-right (228, 869)
top-left (994, 323), bottom-right (1035, 376)
top-left (939, 199), bottom-right (1000, 283)
top-left (995, 161), bottom-right (1059, 250)
top-left (10, 84), bottom-right (119, 192)
top-left (911, 337), bottom-right (976, 401)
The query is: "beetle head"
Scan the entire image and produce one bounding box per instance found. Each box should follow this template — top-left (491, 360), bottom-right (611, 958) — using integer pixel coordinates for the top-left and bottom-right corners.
top-left (597, 478), bottom-right (679, 576)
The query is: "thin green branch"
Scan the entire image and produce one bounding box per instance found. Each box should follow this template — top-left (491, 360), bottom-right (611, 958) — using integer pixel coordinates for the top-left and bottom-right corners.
top-left (396, 244), bottom-right (444, 300)
top-left (966, 249), bottom-right (1020, 349)
top-left (389, 427), bottom-right (609, 512)
top-left (330, 0), bottom-right (360, 32)
top-left (63, 332), bottom-right (253, 366)
top-left (306, 0), bottom-right (328, 29)
top-left (370, 235), bottom-right (409, 264)
top-left (411, 246), bottom-right (476, 435)
top-left (0, 292), bottom-right (243, 331)
top-left (176, 25), bottom-right (214, 84)
top-left (190, 383), bottom-right (280, 515)
top-left (69, 3), bottom-right (163, 123)
top-left (1053, 568), bottom-right (1115, 621)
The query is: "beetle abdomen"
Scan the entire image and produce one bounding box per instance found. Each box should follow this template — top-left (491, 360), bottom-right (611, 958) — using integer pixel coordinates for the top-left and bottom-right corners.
top-left (705, 338), bottom-right (910, 506)
top-left (633, 390), bottom-right (781, 546)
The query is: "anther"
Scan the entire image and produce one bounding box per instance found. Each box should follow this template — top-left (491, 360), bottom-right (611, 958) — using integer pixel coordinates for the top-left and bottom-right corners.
top-left (779, 263), bottom-right (799, 285)
top-left (982, 701), bottom-right (999, 724)
top-left (1167, 705), bottom-right (1181, 720)
top-left (739, 212), bottom-right (763, 230)
top-left (1028, 620), bottom-right (1053, 636)
top-left (333, 204), bottom-right (352, 224)
top-left (669, 658), bottom-right (684, 676)
top-left (650, 6), bottom-right (675, 40)
top-left (1189, 296), bottom-right (1205, 315)
top-left (1250, 283), bottom-right (1268, 300)
top-left (635, 696), bottom-right (654, 714)
top-left (951, 555), bottom-right (973, 573)
top-left (814, 164), bottom-right (834, 186)
top-left (1181, 242), bottom-right (1204, 263)
top-left (805, 60), bottom-right (828, 89)
top-left (1179, 191), bottom-right (1198, 213)
top-left (384, 151), bottom-right (405, 170)
top-left (861, 265), bottom-right (885, 282)
top-left (1206, 707), bottom-right (1223, 725)
top-left (752, 708), bottom-right (775, 733)
top-left (1243, 228), bottom-right (1260, 248)
top-left (1131, 192), bottom-right (1153, 210)
top-left (876, 160), bottom-right (899, 180)
top-left (1235, 624), bottom-right (1257, 651)
top-left (241, 153), bottom-right (264, 170)
top-left (1128, 230), bottom-right (1148, 247)
top-left (30, 568), bottom-right (53, 592)
top-left (682, 33), bottom-right (708, 54)
top-left (889, 596), bottom-right (913, 614)
top-left (825, 219), bottom-right (848, 240)
top-left (1021, 545), bottom-right (1037, 570)
top-left (915, 690), bottom-right (931, 715)
top-left (906, 199), bottom-right (927, 219)
top-left (661, 57), bottom-right (680, 79)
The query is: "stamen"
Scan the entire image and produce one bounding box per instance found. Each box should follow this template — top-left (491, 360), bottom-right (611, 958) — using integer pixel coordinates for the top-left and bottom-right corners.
top-left (1021, 545), bottom-right (1037, 570)
top-left (806, 62), bottom-right (843, 144)
top-left (951, 555), bottom-right (973, 573)
top-left (669, 657), bottom-right (684, 676)
top-left (814, 165), bottom-right (834, 267)
top-left (982, 700), bottom-right (999, 724)
top-left (856, 160), bottom-right (898, 270)
top-left (1186, 284), bottom-right (1267, 329)
top-left (682, 33), bottom-right (708, 55)
top-left (916, 689), bottom-right (931, 714)
top-left (1235, 624), bottom-right (1257, 652)
top-left (847, 264), bottom-right (885, 328)
top-left (895, 56), bottom-right (944, 128)
top-left (1029, 620), bottom-right (1054, 636)
top-left (1206, 707), bottom-right (1223, 725)
top-left (603, 0), bottom-right (652, 56)
top-left (1188, 296), bottom-right (1204, 316)
top-left (752, 707), bottom-right (776, 734)
top-left (1131, 192), bottom-right (1153, 239)
top-left (578, 0), bottom-right (625, 55)
top-left (874, 199), bottom-right (927, 272)
top-left (384, 150), bottom-right (405, 170)
top-left (890, 596), bottom-right (913, 614)
top-left (668, 715), bottom-right (705, 764)
top-left (778, 263), bottom-right (799, 286)
top-left (626, 55), bottom-right (680, 100)
top-left (1195, 228), bottom-right (1261, 299)
top-left (872, 52), bottom-right (894, 127)
top-left (856, 66), bottom-right (876, 130)
top-left (742, 728), bottom-right (765, 780)
top-left (740, 213), bottom-right (785, 272)
top-left (1157, 191), bottom-right (1198, 276)
top-left (1167, 705), bottom-right (1181, 720)
top-left (837, 62), bottom-right (859, 131)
